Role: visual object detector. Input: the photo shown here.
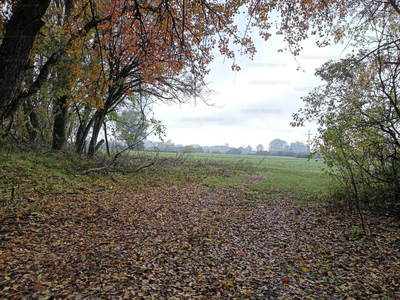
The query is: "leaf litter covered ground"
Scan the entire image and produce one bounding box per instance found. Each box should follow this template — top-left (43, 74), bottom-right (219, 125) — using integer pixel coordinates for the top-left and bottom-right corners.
top-left (1, 180), bottom-right (400, 300)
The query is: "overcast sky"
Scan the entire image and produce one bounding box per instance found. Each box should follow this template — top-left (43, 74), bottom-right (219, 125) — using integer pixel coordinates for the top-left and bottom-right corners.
top-left (152, 22), bottom-right (346, 150)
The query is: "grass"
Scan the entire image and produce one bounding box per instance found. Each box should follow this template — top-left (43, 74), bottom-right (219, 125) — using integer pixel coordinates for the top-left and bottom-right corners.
top-left (0, 149), bottom-right (329, 204)
top-left (140, 152), bottom-right (328, 201)
top-left (0, 149), bottom-right (114, 200)
top-left (2, 149), bottom-right (399, 299)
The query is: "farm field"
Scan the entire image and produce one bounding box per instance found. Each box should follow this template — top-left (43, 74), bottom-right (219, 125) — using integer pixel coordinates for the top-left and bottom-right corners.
top-left (0, 150), bottom-right (399, 299)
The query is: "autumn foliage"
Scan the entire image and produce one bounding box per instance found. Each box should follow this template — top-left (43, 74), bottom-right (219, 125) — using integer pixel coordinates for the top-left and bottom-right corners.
top-left (1, 0), bottom-right (400, 155)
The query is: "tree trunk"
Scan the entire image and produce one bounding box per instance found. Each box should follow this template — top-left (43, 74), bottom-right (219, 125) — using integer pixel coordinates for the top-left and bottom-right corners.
top-left (76, 124), bottom-right (87, 155)
top-left (51, 1), bottom-right (74, 150)
top-left (52, 95), bottom-right (69, 150)
top-left (95, 139), bottom-right (105, 152)
top-left (104, 121), bottom-right (110, 156)
top-left (0, 0), bottom-right (51, 121)
top-left (87, 109), bottom-right (107, 158)
top-left (23, 98), bottom-right (40, 147)
top-left (75, 105), bottom-right (94, 155)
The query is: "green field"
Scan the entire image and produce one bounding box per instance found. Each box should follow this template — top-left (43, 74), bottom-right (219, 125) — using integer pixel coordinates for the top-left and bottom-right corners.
top-left (139, 152), bottom-right (328, 202)
top-left (0, 150), bottom-right (328, 203)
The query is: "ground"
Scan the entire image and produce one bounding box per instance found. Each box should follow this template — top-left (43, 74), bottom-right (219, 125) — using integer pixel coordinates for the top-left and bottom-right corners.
top-left (0, 151), bottom-right (399, 299)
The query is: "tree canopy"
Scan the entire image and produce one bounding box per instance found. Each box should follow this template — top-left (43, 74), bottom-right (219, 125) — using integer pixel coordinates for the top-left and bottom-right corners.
top-left (1, 0), bottom-right (400, 159)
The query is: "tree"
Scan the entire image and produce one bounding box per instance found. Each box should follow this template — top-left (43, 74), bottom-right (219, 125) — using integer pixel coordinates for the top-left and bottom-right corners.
top-left (158, 141), bottom-right (166, 151)
top-left (1, 0), bottom-right (265, 125)
top-left (245, 145), bottom-right (252, 154)
top-left (64, 0), bottom-right (264, 157)
top-left (0, 0), bottom-right (51, 121)
top-left (4, 0), bottom-right (400, 158)
top-left (0, 0), bottom-right (367, 124)
top-left (113, 107), bottom-right (153, 151)
top-left (256, 144), bottom-right (264, 152)
top-left (292, 49), bottom-right (400, 212)
top-left (0, 0), bottom-right (109, 122)
top-left (182, 145), bottom-right (196, 153)
top-left (195, 147), bottom-right (204, 153)
top-left (290, 141), bottom-right (307, 153)
top-left (283, 0), bottom-right (400, 219)
top-left (51, 0), bottom-right (74, 151)
top-left (269, 139), bottom-right (287, 151)
top-left (165, 140), bottom-right (175, 151)
top-left (227, 147), bottom-right (241, 155)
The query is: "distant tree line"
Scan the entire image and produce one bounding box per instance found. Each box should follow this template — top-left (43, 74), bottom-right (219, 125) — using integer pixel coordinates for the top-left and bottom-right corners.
top-left (254, 140), bottom-right (309, 157)
top-left (145, 139), bottom-right (309, 158)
